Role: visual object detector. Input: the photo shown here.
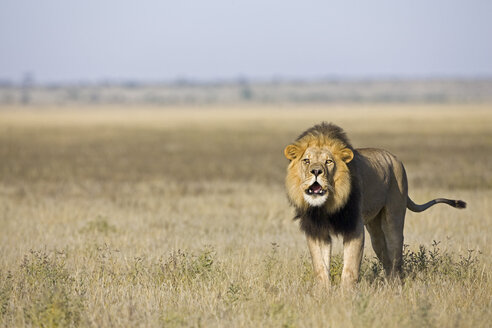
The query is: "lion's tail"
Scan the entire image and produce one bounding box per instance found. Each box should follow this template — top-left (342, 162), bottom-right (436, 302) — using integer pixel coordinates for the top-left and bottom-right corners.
top-left (407, 196), bottom-right (467, 213)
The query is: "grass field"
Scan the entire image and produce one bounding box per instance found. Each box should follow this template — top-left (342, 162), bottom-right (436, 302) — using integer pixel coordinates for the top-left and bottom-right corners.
top-left (0, 104), bottom-right (491, 327)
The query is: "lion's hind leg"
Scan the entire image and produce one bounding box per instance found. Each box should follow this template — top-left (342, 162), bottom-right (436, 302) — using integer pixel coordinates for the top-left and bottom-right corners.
top-left (366, 210), bottom-right (392, 275)
top-left (380, 205), bottom-right (406, 279)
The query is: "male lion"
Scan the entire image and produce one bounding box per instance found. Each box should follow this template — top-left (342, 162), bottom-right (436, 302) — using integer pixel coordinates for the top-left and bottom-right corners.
top-left (284, 122), bottom-right (466, 289)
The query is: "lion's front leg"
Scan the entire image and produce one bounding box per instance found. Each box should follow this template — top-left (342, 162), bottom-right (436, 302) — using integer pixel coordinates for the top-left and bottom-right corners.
top-left (306, 235), bottom-right (332, 289)
top-left (341, 221), bottom-right (364, 289)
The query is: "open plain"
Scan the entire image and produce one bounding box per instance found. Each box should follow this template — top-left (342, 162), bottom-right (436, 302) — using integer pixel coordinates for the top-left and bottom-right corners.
top-left (0, 104), bottom-right (491, 327)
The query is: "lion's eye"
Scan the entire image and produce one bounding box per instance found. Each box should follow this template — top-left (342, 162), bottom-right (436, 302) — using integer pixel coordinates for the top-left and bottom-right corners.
top-left (302, 159), bottom-right (310, 164)
top-left (325, 159), bottom-right (334, 165)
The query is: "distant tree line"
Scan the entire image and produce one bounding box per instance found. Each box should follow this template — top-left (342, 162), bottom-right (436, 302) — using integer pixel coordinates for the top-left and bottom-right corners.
top-left (1, 79), bottom-right (491, 106)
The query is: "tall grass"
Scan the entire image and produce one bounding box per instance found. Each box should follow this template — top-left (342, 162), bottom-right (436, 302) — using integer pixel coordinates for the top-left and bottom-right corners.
top-left (0, 104), bottom-right (491, 327)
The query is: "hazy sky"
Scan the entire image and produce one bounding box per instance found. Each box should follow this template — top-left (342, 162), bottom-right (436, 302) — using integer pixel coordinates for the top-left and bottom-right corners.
top-left (1, 0), bottom-right (491, 83)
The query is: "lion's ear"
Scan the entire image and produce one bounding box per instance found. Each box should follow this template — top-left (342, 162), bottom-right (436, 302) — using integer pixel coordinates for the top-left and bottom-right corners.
top-left (339, 148), bottom-right (354, 163)
top-left (284, 144), bottom-right (300, 160)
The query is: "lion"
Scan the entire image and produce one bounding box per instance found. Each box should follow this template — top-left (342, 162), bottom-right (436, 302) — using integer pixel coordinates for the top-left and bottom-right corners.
top-left (284, 122), bottom-right (466, 289)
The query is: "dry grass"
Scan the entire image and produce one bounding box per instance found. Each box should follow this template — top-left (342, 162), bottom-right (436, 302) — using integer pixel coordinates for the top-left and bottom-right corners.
top-left (0, 104), bottom-right (491, 327)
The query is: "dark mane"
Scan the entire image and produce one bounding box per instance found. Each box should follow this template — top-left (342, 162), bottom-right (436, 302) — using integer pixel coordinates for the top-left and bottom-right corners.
top-left (294, 159), bottom-right (361, 239)
top-left (296, 122), bottom-right (353, 149)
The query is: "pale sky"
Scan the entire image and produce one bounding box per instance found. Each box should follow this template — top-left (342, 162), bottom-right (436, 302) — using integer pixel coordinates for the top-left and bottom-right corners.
top-left (1, 0), bottom-right (491, 83)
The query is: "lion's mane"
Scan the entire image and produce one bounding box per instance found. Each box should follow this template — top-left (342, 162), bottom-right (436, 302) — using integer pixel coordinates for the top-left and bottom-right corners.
top-left (286, 122), bottom-right (361, 239)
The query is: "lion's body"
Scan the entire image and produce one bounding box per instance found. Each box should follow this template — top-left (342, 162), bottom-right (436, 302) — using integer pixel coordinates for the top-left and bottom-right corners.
top-left (355, 148), bottom-right (409, 274)
top-left (284, 123), bottom-right (466, 289)
top-left (357, 148), bottom-right (408, 222)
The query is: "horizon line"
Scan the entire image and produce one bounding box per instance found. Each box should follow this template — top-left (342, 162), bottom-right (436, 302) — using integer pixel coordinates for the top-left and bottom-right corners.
top-left (2, 74), bottom-right (492, 87)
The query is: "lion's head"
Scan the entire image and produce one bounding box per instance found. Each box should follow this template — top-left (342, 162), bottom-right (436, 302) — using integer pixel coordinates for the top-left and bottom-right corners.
top-left (284, 123), bottom-right (354, 213)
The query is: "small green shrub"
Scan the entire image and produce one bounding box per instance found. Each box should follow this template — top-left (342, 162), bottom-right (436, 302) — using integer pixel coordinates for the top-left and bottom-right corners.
top-left (0, 271), bottom-right (13, 322)
top-left (330, 254), bottom-right (344, 283)
top-left (80, 216), bottom-right (116, 234)
top-left (263, 242), bottom-right (280, 279)
top-left (225, 281), bottom-right (248, 306)
top-left (358, 241), bottom-right (483, 283)
top-left (159, 310), bottom-right (188, 327)
top-left (20, 250), bottom-right (84, 327)
top-left (158, 246), bottom-right (218, 287)
top-left (402, 241), bottom-right (481, 281)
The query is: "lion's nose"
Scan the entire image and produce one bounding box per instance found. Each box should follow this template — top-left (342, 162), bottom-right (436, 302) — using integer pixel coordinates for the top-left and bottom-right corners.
top-left (310, 168), bottom-right (323, 177)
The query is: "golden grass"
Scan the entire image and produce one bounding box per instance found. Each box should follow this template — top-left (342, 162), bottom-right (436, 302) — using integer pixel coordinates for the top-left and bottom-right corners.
top-left (0, 104), bottom-right (491, 327)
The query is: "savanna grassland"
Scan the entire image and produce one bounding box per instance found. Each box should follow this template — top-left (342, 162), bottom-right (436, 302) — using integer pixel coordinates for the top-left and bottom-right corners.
top-left (0, 104), bottom-right (491, 327)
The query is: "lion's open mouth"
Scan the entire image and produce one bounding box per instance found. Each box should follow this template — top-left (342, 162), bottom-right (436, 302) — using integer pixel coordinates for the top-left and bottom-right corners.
top-left (305, 181), bottom-right (326, 196)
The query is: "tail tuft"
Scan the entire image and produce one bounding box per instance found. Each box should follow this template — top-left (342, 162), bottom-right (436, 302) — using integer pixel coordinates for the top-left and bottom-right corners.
top-left (454, 200), bottom-right (467, 209)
